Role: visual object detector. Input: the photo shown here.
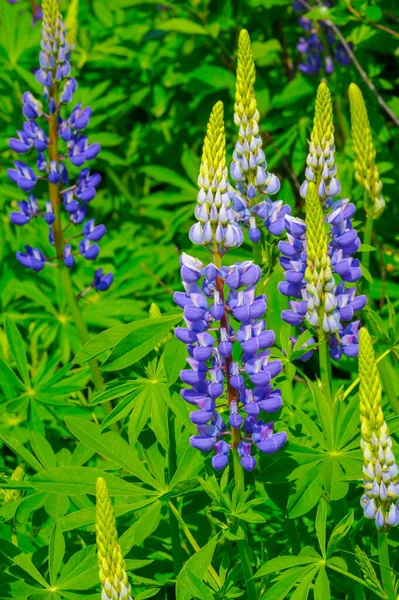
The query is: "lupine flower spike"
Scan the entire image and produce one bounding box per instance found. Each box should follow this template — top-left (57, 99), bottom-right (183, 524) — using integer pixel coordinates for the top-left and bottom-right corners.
top-left (1, 465), bottom-right (24, 504)
top-left (8, 0), bottom-right (112, 293)
top-left (294, 0), bottom-right (351, 76)
top-left (279, 82), bottom-right (366, 360)
top-left (349, 83), bottom-right (385, 216)
top-left (96, 478), bottom-right (133, 600)
top-left (175, 103), bottom-right (287, 472)
top-left (230, 29), bottom-right (290, 240)
top-left (359, 329), bottom-right (399, 529)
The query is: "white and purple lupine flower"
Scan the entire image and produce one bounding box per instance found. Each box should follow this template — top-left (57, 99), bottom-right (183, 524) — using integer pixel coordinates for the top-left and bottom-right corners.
top-left (230, 30), bottom-right (290, 241)
top-left (174, 253), bottom-right (287, 471)
top-left (8, 0), bottom-right (112, 292)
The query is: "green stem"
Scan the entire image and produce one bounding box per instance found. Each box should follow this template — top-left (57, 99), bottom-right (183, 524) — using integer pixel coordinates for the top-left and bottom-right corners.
top-left (48, 90), bottom-right (106, 401)
top-left (252, 239), bottom-right (263, 267)
top-left (362, 211), bottom-right (374, 276)
top-left (378, 530), bottom-right (396, 600)
top-left (167, 412), bottom-right (184, 575)
top-left (326, 564), bottom-right (386, 599)
top-left (168, 501), bottom-right (220, 588)
top-left (232, 451), bottom-right (259, 600)
top-left (318, 319), bottom-right (333, 403)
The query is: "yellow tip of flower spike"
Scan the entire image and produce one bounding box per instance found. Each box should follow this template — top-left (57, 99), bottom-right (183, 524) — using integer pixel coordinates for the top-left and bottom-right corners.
top-left (201, 101), bottom-right (226, 179)
top-left (234, 29), bottom-right (257, 124)
top-left (2, 465), bottom-right (24, 504)
top-left (348, 83), bottom-right (384, 216)
top-left (311, 82), bottom-right (334, 152)
top-left (359, 328), bottom-right (384, 437)
top-left (96, 477), bottom-right (132, 600)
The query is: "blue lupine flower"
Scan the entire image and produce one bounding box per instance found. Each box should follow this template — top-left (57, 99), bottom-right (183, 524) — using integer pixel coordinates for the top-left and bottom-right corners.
top-left (8, 0), bottom-right (112, 294)
top-left (294, 1), bottom-right (351, 76)
top-left (279, 83), bottom-right (365, 360)
top-left (175, 253), bottom-right (286, 471)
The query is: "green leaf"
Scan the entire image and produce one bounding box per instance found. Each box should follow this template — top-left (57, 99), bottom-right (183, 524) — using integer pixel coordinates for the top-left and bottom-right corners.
top-left (319, 457), bottom-right (349, 501)
top-left (313, 565), bottom-right (330, 600)
top-left (327, 511), bottom-right (354, 558)
top-left (101, 315), bottom-right (181, 371)
top-left (5, 318), bottom-right (30, 387)
top-left (49, 522), bottom-right (65, 586)
top-left (176, 535), bottom-right (219, 600)
top-left (260, 565), bottom-right (320, 600)
top-left (29, 432), bottom-right (57, 470)
top-left (29, 467), bottom-right (154, 496)
top-left (57, 546), bottom-right (98, 591)
top-left (254, 556), bottom-right (321, 579)
top-left (0, 355), bottom-right (25, 400)
top-left (119, 500), bottom-right (162, 554)
top-left (287, 469), bottom-right (323, 518)
top-left (65, 417), bottom-right (160, 490)
top-left (157, 18), bottom-right (209, 36)
top-left (315, 498), bottom-right (328, 559)
top-left (0, 433), bottom-right (43, 472)
top-left (163, 334), bottom-right (187, 386)
top-left (141, 165), bottom-right (196, 192)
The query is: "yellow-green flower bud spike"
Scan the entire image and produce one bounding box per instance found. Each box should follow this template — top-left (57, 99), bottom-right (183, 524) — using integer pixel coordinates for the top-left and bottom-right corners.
top-left (301, 83), bottom-right (341, 202)
top-left (304, 182), bottom-right (339, 333)
top-left (2, 465), bottom-right (24, 504)
top-left (359, 329), bottom-right (399, 529)
top-left (230, 30), bottom-right (281, 213)
top-left (96, 478), bottom-right (133, 600)
top-left (65, 0), bottom-right (79, 48)
top-left (348, 83), bottom-right (385, 216)
top-left (42, 0), bottom-right (61, 28)
top-left (234, 29), bottom-right (257, 128)
top-left (190, 102), bottom-right (243, 249)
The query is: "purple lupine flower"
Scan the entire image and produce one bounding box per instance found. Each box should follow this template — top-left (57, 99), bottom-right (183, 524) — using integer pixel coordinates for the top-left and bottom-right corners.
top-left (294, 1), bottom-right (351, 76)
top-left (175, 254), bottom-right (286, 471)
top-left (278, 83), bottom-right (365, 360)
top-left (8, 0), bottom-right (112, 295)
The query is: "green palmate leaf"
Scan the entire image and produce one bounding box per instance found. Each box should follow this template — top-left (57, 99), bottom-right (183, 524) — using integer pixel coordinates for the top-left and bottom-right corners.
top-left (288, 405), bottom-right (329, 450)
top-left (157, 18), bottom-right (209, 36)
top-left (0, 433), bottom-right (43, 473)
top-left (0, 355), bottom-right (25, 400)
top-left (181, 570), bottom-right (215, 600)
top-left (287, 468), bottom-right (323, 518)
top-left (29, 431), bottom-right (57, 470)
top-left (254, 556), bottom-right (322, 579)
top-left (128, 387), bottom-right (153, 446)
top-left (74, 315), bottom-right (178, 365)
top-left (261, 564), bottom-right (320, 600)
top-left (141, 165), bottom-right (196, 191)
top-left (169, 443), bottom-right (201, 490)
top-left (313, 566), bottom-right (330, 600)
top-left (315, 498), bottom-right (328, 559)
top-left (44, 494), bottom-right (71, 520)
top-left (176, 535), bottom-right (219, 600)
top-left (49, 522), bottom-right (65, 587)
top-left (319, 457), bottom-right (349, 501)
top-left (326, 511), bottom-right (354, 558)
top-left (14, 492), bottom-right (47, 525)
top-left (119, 500), bottom-right (162, 554)
top-left (163, 334), bottom-right (187, 386)
top-left (29, 467), bottom-right (154, 497)
top-left (56, 546), bottom-right (98, 591)
top-left (290, 567), bottom-right (320, 600)
top-left (66, 417), bottom-right (160, 490)
top-left (5, 318), bottom-right (30, 387)
top-left (57, 500), bottom-right (154, 532)
top-left (101, 315), bottom-right (181, 371)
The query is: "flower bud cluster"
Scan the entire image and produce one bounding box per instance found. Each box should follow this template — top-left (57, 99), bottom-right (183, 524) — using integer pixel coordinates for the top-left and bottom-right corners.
top-left (230, 30), bottom-right (290, 241)
top-left (359, 330), bottom-right (399, 529)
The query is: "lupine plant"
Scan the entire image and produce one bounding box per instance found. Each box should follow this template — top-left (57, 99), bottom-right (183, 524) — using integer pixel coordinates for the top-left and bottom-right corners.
top-left (2, 3), bottom-right (399, 600)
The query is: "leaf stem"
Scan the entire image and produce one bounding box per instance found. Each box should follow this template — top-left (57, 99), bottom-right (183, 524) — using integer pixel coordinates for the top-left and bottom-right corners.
top-left (232, 450), bottom-right (259, 600)
top-left (167, 501), bottom-right (221, 587)
top-left (318, 318), bottom-right (333, 403)
top-left (362, 211), bottom-right (375, 277)
top-left (378, 530), bottom-right (396, 600)
top-left (167, 412), bottom-right (184, 575)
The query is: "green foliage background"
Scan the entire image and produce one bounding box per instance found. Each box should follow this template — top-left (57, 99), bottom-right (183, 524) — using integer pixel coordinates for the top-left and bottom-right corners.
top-left (0, 0), bottom-right (399, 599)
